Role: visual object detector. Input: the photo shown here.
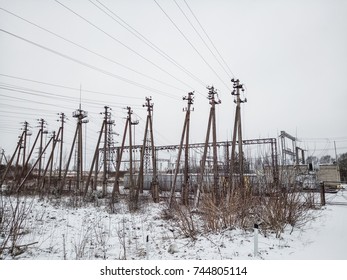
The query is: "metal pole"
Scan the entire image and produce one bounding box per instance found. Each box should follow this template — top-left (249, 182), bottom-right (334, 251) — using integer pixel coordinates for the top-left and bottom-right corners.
top-left (169, 113), bottom-right (187, 208)
top-left (58, 113), bottom-right (65, 181)
top-left (103, 106), bottom-right (108, 194)
top-left (85, 121), bottom-right (105, 195)
top-left (111, 115), bottom-right (129, 203)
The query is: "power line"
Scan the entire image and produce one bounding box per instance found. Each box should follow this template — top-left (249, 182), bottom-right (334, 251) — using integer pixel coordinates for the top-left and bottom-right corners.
top-left (154, 0), bottom-right (231, 92)
top-left (0, 82), bottom-right (144, 108)
top-left (173, 0), bottom-right (232, 80)
top-left (183, 0), bottom-right (235, 78)
top-left (0, 91), bottom-right (73, 109)
top-left (0, 7), bottom-right (186, 94)
top-left (54, 0), bottom-right (195, 92)
top-left (0, 100), bottom-right (59, 114)
top-left (0, 28), bottom-right (179, 100)
top-left (0, 109), bottom-right (55, 118)
top-left (91, 0), bottom-right (207, 89)
top-left (0, 73), bottom-right (142, 100)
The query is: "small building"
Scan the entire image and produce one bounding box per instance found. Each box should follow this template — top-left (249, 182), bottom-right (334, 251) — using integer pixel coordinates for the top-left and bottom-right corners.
top-left (317, 164), bottom-right (340, 186)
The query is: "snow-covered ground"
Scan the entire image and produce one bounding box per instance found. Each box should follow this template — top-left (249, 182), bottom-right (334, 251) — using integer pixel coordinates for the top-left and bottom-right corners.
top-left (1, 188), bottom-right (346, 260)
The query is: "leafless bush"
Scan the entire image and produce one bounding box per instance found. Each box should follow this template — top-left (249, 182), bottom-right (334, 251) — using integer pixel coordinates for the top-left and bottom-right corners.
top-left (116, 218), bottom-right (127, 259)
top-left (71, 217), bottom-right (98, 260)
top-left (0, 194), bottom-right (34, 258)
top-left (199, 181), bottom-right (317, 238)
top-left (259, 188), bottom-right (316, 237)
top-left (93, 220), bottom-right (109, 259)
top-left (200, 186), bottom-right (256, 233)
top-left (72, 228), bottom-right (91, 260)
top-left (170, 200), bottom-right (197, 240)
top-left (65, 192), bottom-right (84, 209)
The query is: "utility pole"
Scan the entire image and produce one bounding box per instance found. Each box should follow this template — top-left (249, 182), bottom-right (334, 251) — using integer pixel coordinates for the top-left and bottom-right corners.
top-left (230, 78), bottom-right (247, 197)
top-left (40, 130), bottom-right (61, 192)
top-left (103, 106), bottom-right (109, 194)
top-left (37, 118), bottom-right (48, 188)
top-left (85, 121), bottom-right (105, 196)
top-left (102, 106), bottom-right (115, 196)
top-left (17, 135), bottom-right (54, 192)
top-left (0, 148), bottom-right (4, 166)
top-left (72, 107), bottom-right (88, 192)
top-left (169, 92), bottom-right (194, 207)
top-left (0, 132), bottom-right (24, 189)
top-left (57, 113), bottom-right (66, 183)
top-left (21, 121), bottom-right (31, 176)
top-left (334, 141), bottom-right (338, 164)
top-left (21, 126), bottom-right (41, 179)
top-left (85, 106), bottom-right (114, 196)
top-left (111, 107), bottom-right (138, 209)
top-left (60, 106), bottom-right (87, 193)
top-left (194, 86), bottom-right (221, 207)
top-left (137, 97), bottom-right (159, 203)
top-left (128, 106), bottom-right (139, 208)
top-left (14, 122), bottom-right (31, 185)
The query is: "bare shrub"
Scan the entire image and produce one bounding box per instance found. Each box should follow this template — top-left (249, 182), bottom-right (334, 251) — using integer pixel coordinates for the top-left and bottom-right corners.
top-left (170, 200), bottom-right (197, 240)
top-left (72, 226), bottom-right (91, 260)
top-left (199, 181), bottom-right (317, 238)
top-left (200, 187), bottom-right (256, 232)
top-left (0, 195), bottom-right (34, 258)
top-left (116, 218), bottom-right (127, 259)
top-left (65, 192), bottom-right (84, 209)
top-left (93, 219), bottom-right (109, 259)
top-left (258, 187), bottom-right (317, 237)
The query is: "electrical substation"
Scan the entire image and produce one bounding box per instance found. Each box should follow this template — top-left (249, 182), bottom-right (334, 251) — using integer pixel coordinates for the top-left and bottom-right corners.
top-left (1, 77), bottom-right (340, 209)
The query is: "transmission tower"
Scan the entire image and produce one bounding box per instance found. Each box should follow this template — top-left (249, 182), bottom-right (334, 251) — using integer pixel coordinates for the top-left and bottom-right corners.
top-left (40, 130), bottom-right (61, 192)
top-left (169, 91), bottom-right (194, 207)
top-left (230, 78), bottom-right (247, 196)
top-left (60, 107), bottom-right (88, 193)
top-left (102, 106), bottom-right (115, 195)
top-left (194, 86), bottom-right (221, 207)
top-left (85, 106), bottom-right (115, 196)
top-left (107, 111), bottom-right (117, 172)
top-left (111, 107), bottom-right (139, 208)
top-left (57, 113), bottom-right (66, 183)
top-left (37, 118), bottom-right (48, 188)
top-left (15, 121), bottom-right (31, 185)
top-left (73, 108), bottom-right (88, 191)
top-left (21, 121), bottom-right (30, 174)
top-left (137, 97), bottom-right (159, 203)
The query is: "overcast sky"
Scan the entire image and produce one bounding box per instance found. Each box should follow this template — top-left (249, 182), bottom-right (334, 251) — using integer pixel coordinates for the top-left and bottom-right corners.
top-left (1, 0), bottom-right (346, 166)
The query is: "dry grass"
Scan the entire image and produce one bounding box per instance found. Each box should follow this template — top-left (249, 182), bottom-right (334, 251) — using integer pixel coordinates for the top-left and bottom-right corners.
top-left (197, 183), bottom-right (317, 238)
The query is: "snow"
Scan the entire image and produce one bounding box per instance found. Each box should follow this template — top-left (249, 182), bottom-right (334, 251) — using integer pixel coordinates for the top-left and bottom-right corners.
top-left (1, 189), bottom-right (346, 260)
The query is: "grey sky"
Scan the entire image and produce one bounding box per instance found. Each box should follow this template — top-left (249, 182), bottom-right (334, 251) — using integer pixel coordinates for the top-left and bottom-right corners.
top-left (0, 0), bottom-right (346, 165)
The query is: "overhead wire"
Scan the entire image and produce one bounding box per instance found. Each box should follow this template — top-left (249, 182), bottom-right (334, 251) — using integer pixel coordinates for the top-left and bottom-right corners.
top-left (0, 82), bottom-right (144, 109)
top-left (0, 28), bottom-right (180, 100)
top-left (0, 7), bottom-right (186, 94)
top-left (0, 85), bottom-right (146, 144)
top-left (54, 0), bottom-right (195, 93)
top-left (173, 0), bottom-right (232, 81)
top-left (0, 72), bottom-right (144, 99)
top-left (0, 1), bottom-right (249, 159)
top-left (154, 0), bottom-right (231, 92)
top-left (0, 100), bottom-right (59, 114)
top-left (91, 0), bottom-right (207, 90)
top-left (183, 0), bottom-right (235, 79)
top-left (0, 91), bottom-right (73, 109)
